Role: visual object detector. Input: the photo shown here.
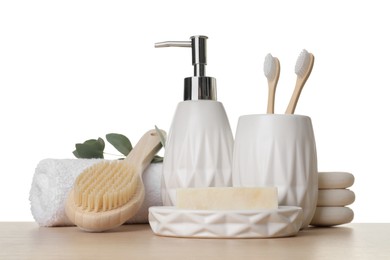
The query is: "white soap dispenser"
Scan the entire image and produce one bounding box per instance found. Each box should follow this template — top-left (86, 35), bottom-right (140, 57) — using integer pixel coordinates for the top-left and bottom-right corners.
top-left (155, 35), bottom-right (234, 206)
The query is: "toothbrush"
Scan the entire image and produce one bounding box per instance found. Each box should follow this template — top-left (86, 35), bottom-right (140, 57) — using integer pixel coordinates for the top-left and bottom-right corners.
top-left (264, 53), bottom-right (280, 114)
top-left (285, 49), bottom-right (315, 114)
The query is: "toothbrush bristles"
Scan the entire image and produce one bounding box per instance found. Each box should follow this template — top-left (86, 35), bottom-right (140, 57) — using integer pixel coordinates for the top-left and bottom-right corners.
top-left (264, 53), bottom-right (276, 80)
top-left (295, 49), bottom-right (311, 77)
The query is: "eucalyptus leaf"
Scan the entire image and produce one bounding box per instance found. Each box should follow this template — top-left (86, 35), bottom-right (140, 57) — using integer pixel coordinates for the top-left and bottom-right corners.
top-left (106, 133), bottom-right (132, 156)
top-left (151, 155), bottom-right (163, 163)
top-left (74, 138), bottom-right (105, 159)
top-left (97, 137), bottom-right (105, 150)
top-left (83, 138), bottom-right (105, 150)
top-left (154, 125), bottom-right (166, 148)
top-left (73, 149), bottom-right (81, 158)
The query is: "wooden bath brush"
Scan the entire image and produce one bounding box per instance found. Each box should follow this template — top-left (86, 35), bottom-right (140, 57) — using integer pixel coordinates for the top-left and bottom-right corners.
top-left (65, 129), bottom-right (165, 232)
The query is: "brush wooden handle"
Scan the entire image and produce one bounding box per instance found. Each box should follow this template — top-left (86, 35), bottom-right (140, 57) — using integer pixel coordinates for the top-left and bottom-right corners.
top-left (267, 58), bottom-right (280, 114)
top-left (285, 55), bottom-right (314, 114)
top-left (125, 129), bottom-right (166, 174)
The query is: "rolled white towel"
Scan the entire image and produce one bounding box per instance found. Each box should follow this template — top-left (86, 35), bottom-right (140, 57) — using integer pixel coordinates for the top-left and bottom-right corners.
top-left (29, 159), bottom-right (163, 227)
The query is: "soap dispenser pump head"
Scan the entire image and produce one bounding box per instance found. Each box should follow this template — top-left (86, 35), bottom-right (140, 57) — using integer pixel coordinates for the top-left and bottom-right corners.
top-left (155, 35), bottom-right (217, 101)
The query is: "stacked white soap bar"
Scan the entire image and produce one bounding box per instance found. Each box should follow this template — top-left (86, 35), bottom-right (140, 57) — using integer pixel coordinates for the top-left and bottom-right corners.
top-left (310, 172), bottom-right (355, 226)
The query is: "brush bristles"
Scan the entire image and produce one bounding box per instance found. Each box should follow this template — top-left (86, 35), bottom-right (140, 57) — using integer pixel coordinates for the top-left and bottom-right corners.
top-left (73, 161), bottom-right (139, 212)
top-left (264, 53), bottom-right (276, 80)
top-left (295, 49), bottom-right (311, 78)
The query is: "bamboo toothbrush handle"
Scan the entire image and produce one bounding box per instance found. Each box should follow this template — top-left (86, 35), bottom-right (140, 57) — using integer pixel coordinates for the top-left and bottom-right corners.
top-left (285, 78), bottom-right (304, 114)
top-left (125, 129), bottom-right (166, 173)
top-left (267, 82), bottom-right (276, 114)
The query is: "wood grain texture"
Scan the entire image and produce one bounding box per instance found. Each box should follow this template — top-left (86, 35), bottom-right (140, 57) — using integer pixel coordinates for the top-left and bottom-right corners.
top-left (1, 223), bottom-right (389, 259)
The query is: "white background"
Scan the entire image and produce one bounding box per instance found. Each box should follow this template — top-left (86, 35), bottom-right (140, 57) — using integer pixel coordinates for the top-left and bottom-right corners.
top-left (0, 0), bottom-right (389, 222)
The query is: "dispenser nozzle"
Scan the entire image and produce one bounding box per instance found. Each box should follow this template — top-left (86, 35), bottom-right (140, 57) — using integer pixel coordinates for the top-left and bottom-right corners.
top-left (154, 41), bottom-right (191, 48)
top-left (155, 35), bottom-right (216, 101)
top-left (154, 36), bottom-right (208, 77)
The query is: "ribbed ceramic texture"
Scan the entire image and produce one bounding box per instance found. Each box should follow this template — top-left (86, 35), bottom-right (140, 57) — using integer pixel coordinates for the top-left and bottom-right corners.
top-left (162, 101), bottom-right (234, 206)
top-left (233, 114), bottom-right (318, 228)
top-left (148, 206), bottom-right (303, 238)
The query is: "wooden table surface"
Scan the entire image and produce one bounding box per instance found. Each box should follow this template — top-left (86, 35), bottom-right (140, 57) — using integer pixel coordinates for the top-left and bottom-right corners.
top-left (0, 223), bottom-right (389, 259)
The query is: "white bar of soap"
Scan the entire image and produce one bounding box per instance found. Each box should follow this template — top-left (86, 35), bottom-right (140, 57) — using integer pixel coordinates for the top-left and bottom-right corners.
top-left (317, 189), bottom-right (355, 206)
top-left (176, 187), bottom-right (278, 210)
top-left (310, 207), bottom-right (354, 227)
top-left (318, 172), bottom-right (354, 189)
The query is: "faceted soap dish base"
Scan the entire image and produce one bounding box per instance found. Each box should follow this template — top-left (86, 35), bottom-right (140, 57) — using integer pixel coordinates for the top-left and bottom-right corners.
top-left (148, 206), bottom-right (303, 238)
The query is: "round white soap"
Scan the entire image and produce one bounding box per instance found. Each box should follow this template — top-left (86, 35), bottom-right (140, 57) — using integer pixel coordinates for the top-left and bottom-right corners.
top-left (318, 172), bottom-right (354, 189)
top-left (310, 207), bottom-right (354, 227)
top-left (317, 189), bottom-right (355, 206)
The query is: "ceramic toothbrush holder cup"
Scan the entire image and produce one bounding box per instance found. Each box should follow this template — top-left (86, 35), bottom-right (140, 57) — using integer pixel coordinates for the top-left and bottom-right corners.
top-left (232, 114), bottom-right (318, 228)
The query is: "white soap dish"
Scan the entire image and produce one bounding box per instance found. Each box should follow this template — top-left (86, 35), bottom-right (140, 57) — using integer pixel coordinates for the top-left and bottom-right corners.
top-left (148, 206), bottom-right (303, 238)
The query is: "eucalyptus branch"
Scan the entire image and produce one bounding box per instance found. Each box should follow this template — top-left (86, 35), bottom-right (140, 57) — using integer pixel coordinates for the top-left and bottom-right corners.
top-left (73, 127), bottom-right (165, 163)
